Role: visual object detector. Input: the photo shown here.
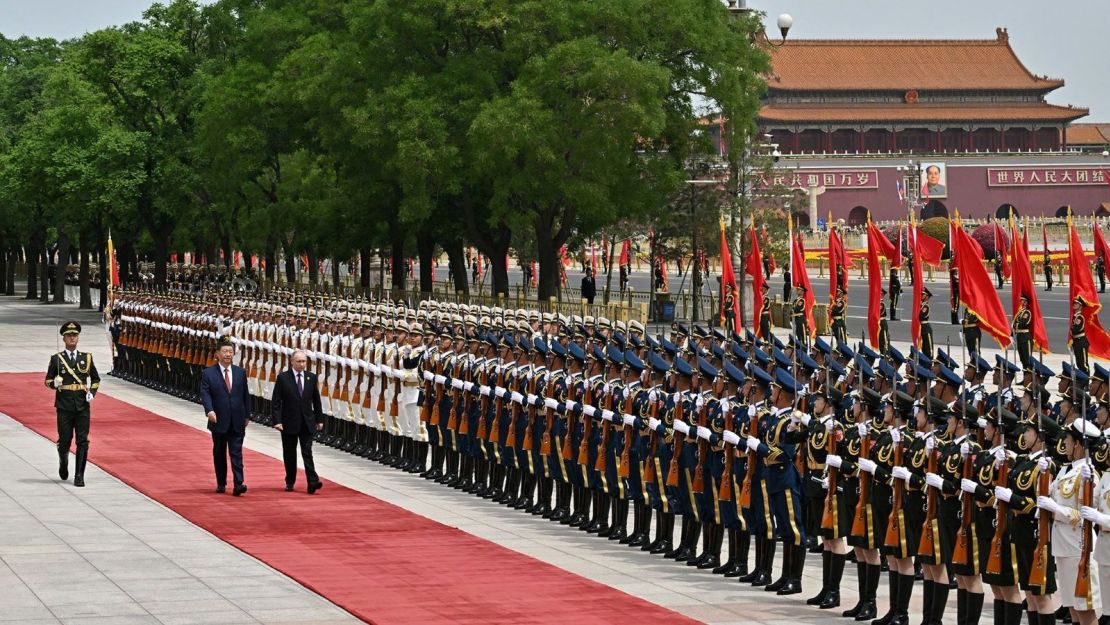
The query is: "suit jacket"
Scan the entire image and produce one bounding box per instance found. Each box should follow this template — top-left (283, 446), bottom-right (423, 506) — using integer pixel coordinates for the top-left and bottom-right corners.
top-left (271, 369), bottom-right (323, 435)
top-left (200, 364), bottom-right (251, 434)
top-left (45, 350), bottom-right (100, 411)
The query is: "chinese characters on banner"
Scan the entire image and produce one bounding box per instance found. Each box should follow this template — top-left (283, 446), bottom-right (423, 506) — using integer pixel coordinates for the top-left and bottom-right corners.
top-left (758, 169), bottom-right (879, 191)
top-left (987, 167), bottom-right (1108, 187)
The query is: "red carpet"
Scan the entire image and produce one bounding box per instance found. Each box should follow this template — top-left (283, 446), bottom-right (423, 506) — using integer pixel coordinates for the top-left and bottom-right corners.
top-left (0, 373), bottom-right (700, 625)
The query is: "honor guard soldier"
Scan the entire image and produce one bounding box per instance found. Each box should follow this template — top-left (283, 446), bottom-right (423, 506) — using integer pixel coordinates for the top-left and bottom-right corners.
top-left (715, 361), bottom-right (750, 577)
top-left (878, 291), bottom-right (891, 354)
top-left (758, 283), bottom-right (772, 341)
top-left (919, 287), bottom-right (934, 358)
top-left (46, 321), bottom-right (101, 487)
top-left (962, 308), bottom-right (982, 357)
top-left (1045, 252), bottom-right (1054, 291)
top-left (1073, 297), bottom-right (1090, 374)
top-left (949, 266), bottom-right (960, 325)
top-left (888, 268), bottom-right (901, 320)
top-left (830, 286), bottom-right (848, 348)
top-left (804, 384), bottom-right (850, 611)
top-left (1014, 294), bottom-right (1034, 369)
top-left (792, 286), bottom-right (809, 348)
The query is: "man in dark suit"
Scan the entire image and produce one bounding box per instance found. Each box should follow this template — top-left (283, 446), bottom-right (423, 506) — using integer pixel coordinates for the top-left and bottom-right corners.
top-left (271, 349), bottom-right (324, 493)
top-left (201, 337), bottom-right (251, 495)
top-left (581, 268), bottom-right (597, 305)
top-left (45, 321), bottom-right (100, 487)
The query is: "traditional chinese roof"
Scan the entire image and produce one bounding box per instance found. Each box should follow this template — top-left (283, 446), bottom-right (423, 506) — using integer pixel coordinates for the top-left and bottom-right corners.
top-left (759, 103), bottom-right (1087, 125)
top-left (1066, 123), bottom-right (1110, 146)
top-left (767, 28), bottom-right (1064, 93)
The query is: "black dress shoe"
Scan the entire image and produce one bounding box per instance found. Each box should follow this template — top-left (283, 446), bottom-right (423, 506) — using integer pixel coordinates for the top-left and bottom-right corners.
top-left (749, 570), bottom-right (770, 586)
top-left (736, 568), bottom-right (760, 583)
top-left (650, 540), bottom-right (672, 555)
top-left (807, 588), bottom-right (828, 605)
top-left (233, 484), bottom-right (248, 496)
top-left (723, 564), bottom-right (747, 578)
top-left (216, 485), bottom-right (226, 494)
top-left (853, 601), bottom-right (876, 621)
top-left (308, 481), bottom-right (322, 494)
top-left (776, 579), bottom-right (802, 595)
top-left (697, 556), bottom-right (720, 570)
top-left (285, 484), bottom-right (294, 492)
top-left (764, 576), bottom-right (787, 592)
top-left (819, 590), bottom-right (841, 609)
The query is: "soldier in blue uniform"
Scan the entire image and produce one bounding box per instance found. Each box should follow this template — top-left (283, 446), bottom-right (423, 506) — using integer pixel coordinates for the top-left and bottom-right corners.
top-left (46, 321), bottom-right (101, 487)
top-left (715, 361), bottom-right (750, 577)
top-left (746, 367), bottom-right (808, 595)
top-left (740, 363), bottom-right (777, 585)
top-left (580, 345), bottom-right (610, 534)
top-left (803, 384), bottom-right (850, 610)
top-left (597, 345), bottom-right (626, 539)
top-left (544, 341), bottom-right (571, 521)
top-left (669, 358), bottom-right (703, 562)
top-left (644, 352), bottom-right (675, 553)
top-left (528, 338), bottom-right (552, 516)
top-left (689, 358), bottom-right (722, 569)
top-left (620, 349), bottom-right (651, 547)
top-left (493, 335), bottom-right (521, 505)
top-left (562, 343), bottom-right (591, 527)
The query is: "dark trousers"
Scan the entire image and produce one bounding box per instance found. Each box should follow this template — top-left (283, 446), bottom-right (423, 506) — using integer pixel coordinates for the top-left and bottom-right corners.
top-left (281, 428), bottom-right (319, 486)
top-left (57, 407), bottom-right (90, 453)
top-left (212, 429), bottom-right (245, 487)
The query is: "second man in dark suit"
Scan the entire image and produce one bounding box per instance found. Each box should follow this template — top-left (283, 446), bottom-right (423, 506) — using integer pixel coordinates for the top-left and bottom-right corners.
top-left (201, 337), bottom-right (251, 495)
top-left (271, 350), bottom-right (324, 493)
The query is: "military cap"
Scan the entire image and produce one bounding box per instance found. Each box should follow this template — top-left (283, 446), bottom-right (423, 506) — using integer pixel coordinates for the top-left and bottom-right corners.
top-left (994, 354), bottom-right (1021, 376)
top-left (629, 335), bottom-right (643, 350)
top-left (771, 335), bottom-right (786, 351)
top-left (1033, 360), bottom-right (1055, 379)
top-left (911, 364), bottom-right (936, 381)
top-left (731, 343), bottom-right (748, 363)
top-left (887, 346), bottom-right (906, 366)
top-left (612, 332), bottom-right (627, 350)
top-left (645, 334), bottom-right (660, 350)
top-left (723, 361), bottom-right (746, 386)
top-left (697, 357), bottom-right (718, 379)
top-left (774, 368), bottom-right (805, 394)
top-left (857, 386), bottom-right (882, 412)
top-left (914, 349), bottom-right (933, 369)
top-left (1076, 368), bottom-right (1091, 386)
top-left (772, 348), bottom-right (792, 369)
top-left (743, 329), bottom-right (757, 344)
top-left (60, 321), bottom-right (81, 336)
top-left (1015, 414), bottom-right (1062, 440)
top-left (614, 320), bottom-right (628, 334)
top-left (673, 357), bottom-right (694, 378)
top-left (967, 354), bottom-right (992, 372)
top-left (660, 337), bottom-right (679, 356)
top-left (788, 334), bottom-right (806, 351)
top-left (589, 345), bottom-right (606, 362)
top-left (1061, 361), bottom-right (1076, 380)
top-left (877, 359), bottom-right (902, 381)
top-left (568, 342), bottom-right (587, 365)
top-left (749, 363), bottom-right (774, 388)
top-left (692, 325), bottom-right (710, 340)
top-left (950, 399), bottom-right (978, 423)
top-left (828, 358), bottom-right (848, 379)
top-left (649, 352), bottom-right (670, 375)
top-left (798, 351), bottom-right (820, 374)
top-left (484, 332), bottom-right (501, 349)
top-left (935, 349), bottom-right (958, 371)
top-left (501, 334), bottom-right (517, 351)
top-left (712, 328), bottom-right (727, 342)
top-left (1095, 363), bottom-right (1110, 383)
top-left (533, 337), bottom-right (549, 355)
top-left (886, 389), bottom-right (915, 413)
top-left (922, 287), bottom-right (933, 297)
top-left (925, 395), bottom-right (951, 422)
top-left (858, 342), bottom-right (881, 364)
top-left (623, 350), bottom-right (645, 373)
top-left (606, 345), bottom-right (624, 366)
top-left (938, 366), bottom-right (962, 387)
top-left (837, 342), bottom-right (856, 361)
top-left (628, 320), bottom-right (645, 335)
top-left (549, 340), bottom-right (567, 360)
top-left (1067, 418), bottom-right (1103, 446)
top-left (711, 344), bottom-right (726, 360)
top-left (853, 355), bottom-right (875, 380)
top-left (597, 316), bottom-right (612, 331)
top-left (750, 347), bottom-right (770, 366)
top-left (674, 323), bottom-right (689, 337)
top-left (813, 336), bottom-right (832, 356)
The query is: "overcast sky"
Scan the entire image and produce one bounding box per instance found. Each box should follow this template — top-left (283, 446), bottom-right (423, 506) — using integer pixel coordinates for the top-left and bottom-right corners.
top-left (2, 0), bottom-right (1106, 120)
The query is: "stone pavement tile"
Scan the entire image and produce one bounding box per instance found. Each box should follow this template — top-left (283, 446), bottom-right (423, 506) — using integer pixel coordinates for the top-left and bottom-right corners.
top-left (59, 617), bottom-right (163, 625)
top-left (246, 606), bottom-right (353, 624)
top-left (0, 605), bottom-right (59, 622)
top-left (153, 611), bottom-right (259, 625)
top-left (142, 597), bottom-right (248, 616)
top-left (48, 601), bottom-right (151, 621)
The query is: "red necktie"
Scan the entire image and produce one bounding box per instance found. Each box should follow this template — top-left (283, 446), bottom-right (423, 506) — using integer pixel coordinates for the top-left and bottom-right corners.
top-left (224, 368), bottom-right (232, 392)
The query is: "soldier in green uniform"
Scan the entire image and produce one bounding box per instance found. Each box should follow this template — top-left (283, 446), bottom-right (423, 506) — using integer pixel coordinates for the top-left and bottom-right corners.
top-left (792, 286), bottom-right (809, 349)
top-left (962, 309), bottom-right (981, 357)
top-left (1013, 294), bottom-right (1033, 370)
top-left (919, 288), bottom-right (934, 358)
top-left (829, 286), bottom-right (848, 348)
top-left (45, 321), bottom-right (101, 487)
top-left (1072, 297), bottom-right (1090, 374)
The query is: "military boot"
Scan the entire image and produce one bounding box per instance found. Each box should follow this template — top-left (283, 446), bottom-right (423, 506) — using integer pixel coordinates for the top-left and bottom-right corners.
top-left (73, 449), bottom-right (88, 487)
top-left (58, 448), bottom-right (69, 481)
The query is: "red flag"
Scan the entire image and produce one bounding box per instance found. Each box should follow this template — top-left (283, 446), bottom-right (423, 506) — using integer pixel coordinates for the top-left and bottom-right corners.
top-left (1093, 222), bottom-right (1110, 265)
top-left (1011, 217), bottom-right (1049, 351)
top-left (866, 220), bottom-right (897, 347)
top-left (951, 214), bottom-right (1011, 348)
top-left (619, 239), bottom-right (630, 266)
top-left (992, 223), bottom-right (1011, 280)
top-left (909, 220), bottom-right (945, 347)
top-left (590, 241), bottom-right (597, 273)
top-left (107, 232), bottom-right (120, 289)
top-left (1069, 216), bottom-right (1110, 361)
top-left (718, 222), bottom-right (741, 332)
top-left (828, 218), bottom-right (849, 300)
top-left (233, 251), bottom-right (242, 269)
top-left (892, 224), bottom-right (903, 269)
top-left (790, 218), bottom-right (816, 339)
top-left (746, 226), bottom-right (766, 337)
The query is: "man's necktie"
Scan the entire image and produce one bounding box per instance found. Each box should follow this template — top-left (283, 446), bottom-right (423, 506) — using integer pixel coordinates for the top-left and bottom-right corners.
top-left (224, 368), bottom-right (232, 392)
top-left (297, 372), bottom-right (303, 395)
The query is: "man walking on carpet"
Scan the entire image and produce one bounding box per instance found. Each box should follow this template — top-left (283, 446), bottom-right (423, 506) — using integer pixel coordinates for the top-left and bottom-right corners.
top-left (271, 349), bottom-right (324, 494)
top-left (45, 321), bottom-right (100, 487)
top-left (201, 337), bottom-right (251, 495)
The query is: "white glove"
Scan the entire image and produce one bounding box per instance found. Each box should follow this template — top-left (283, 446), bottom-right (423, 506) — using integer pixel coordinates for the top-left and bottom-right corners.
top-left (892, 466), bottom-right (911, 482)
top-left (819, 476), bottom-right (830, 490)
top-left (52, 375), bottom-right (63, 388)
top-left (1081, 462), bottom-right (1094, 480)
top-left (1080, 506), bottom-right (1110, 527)
top-left (494, 387), bottom-right (507, 398)
top-left (925, 472), bottom-right (944, 490)
top-left (565, 400), bottom-right (578, 412)
top-left (976, 417), bottom-right (988, 430)
top-left (719, 399), bottom-right (730, 412)
top-left (479, 386), bottom-right (491, 397)
top-left (994, 486), bottom-right (1013, 503)
top-left (826, 454), bottom-right (843, 469)
top-left (993, 447), bottom-right (1006, 467)
top-left (697, 426), bottom-right (711, 441)
top-left (925, 436), bottom-right (936, 452)
top-left (544, 398), bottom-right (559, 410)
top-left (511, 392), bottom-right (524, 404)
top-left (450, 379), bottom-right (463, 389)
top-left (674, 420), bottom-right (690, 435)
top-left (890, 428), bottom-right (902, 444)
top-left (1036, 496), bottom-right (1061, 516)
top-left (747, 405), bottom-right (757, 417)
top-left (526, 394), bottom-right (537, 406)
top-left (1037, 457), bottom-right (1050, 472)
top-left (85, 391), bottom-right (94, 403)
top-left (723, 431), bottom-right (741, 446)
top-left (960, 442), bottom-right (970, 458)
top-left (463, 382), bottom-right (475, 392)
top-left (648, 417), bottom-right (661, 431)
top-left (434, 375), bottom-right (446, 385)
top-left (858, 459), bottom-right (877, 474)
top-left (792, 413), bottom-right (811, 427)
top-left (695, 395), bottom-right (705, 409)
top-left (601, 409), bottom-right (615, 422)
top-left (582, 405), bottom-right (597, 417)
top-left (648, 390), bottom-right (658, 403)
top-left (857, 423), bottom-right (867, 438)
top-left (960, 478), bottom-right (978, 494)
top-left (622, 414), bottom-right (635, 426)
top-left (746, 436), bottom-right (760, 451)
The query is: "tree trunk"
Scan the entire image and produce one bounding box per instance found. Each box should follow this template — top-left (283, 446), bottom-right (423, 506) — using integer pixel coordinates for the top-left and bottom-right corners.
top-left (5, 248), bottom-right (16, 295)
top-left (444, 238), bottom-right (469, 296)
top-left (79, 241), bottom-right (92, 309)
top-left (331, 257), bottom-right (341, 289)
top-left (390, 237), bottom-right (405, 293)
top-left (307, 251), bottom-right (319, 285)
top-left (39, 245), bottom-right (50, 302)
top-left (360, 246), bottom-right (371, 289)
top-left (416, 232), bottom-right (435, 295)
top-left (535, 230), bottom-right (560, 302)
top-left (25, 244), bottom-right (39, 300)
top-left (53, 233), bottom-right (70, 304)
top-left (97, 247), bottom-right (108, 312)
top-left (265, 250), bottom-right (276, 282)
top-left (603, 237), bottom-right (617, 305)
top-left (283, 242), bottom-right (296, 284)
top-left (152, 229), bottom-right (170, 288)
top-left (221, 235), bottom-right (232, 269)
